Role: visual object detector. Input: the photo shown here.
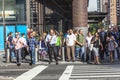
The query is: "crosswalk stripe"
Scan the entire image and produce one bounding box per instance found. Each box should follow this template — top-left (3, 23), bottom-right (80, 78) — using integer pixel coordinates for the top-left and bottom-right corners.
top-left (70, 65), bottom-right (120, 79)
top-left (15, 65), bottom-right (47, 80)
top-left (72, 73), bottom-right (120, 76)
top-left (72, 71), bottom-right (120, 73)
top-left (70, 75), bottom-right (120, 79)
top-left (59, 65), bottom-right (74, 80)
top-left (70, 79), bottom-right (89, 80)
top-left (74, 68), bottom-right (120, 70)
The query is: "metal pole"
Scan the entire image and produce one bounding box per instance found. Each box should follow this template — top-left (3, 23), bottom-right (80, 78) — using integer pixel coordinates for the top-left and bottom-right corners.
top-left (2, 0), bottom-right (5, 27)
top-left (89, 51), bottom-right (91, 63)
top-left (62, 46), bottom-right (65, 61)
top-left (2, 0), bottom-right (6, 49)
top-left (35, 48), bottom-right (38, 63)
top-left (6, 49), bottom-right (10, 63)
top-left (84, 47), bottom-right (86, 62)
top-left (2, 0), bottom-right (9, 63)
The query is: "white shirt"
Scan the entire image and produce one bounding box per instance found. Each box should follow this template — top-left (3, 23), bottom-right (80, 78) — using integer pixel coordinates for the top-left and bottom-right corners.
top-left (86, 36), bottom-right (93, 47)
top-left (39, 41), bottom-right (45, 49)
top-left (12, 37), bottom-right (22, 50)
top-left (45, 34), bottom-right (57, 45)
top-left (66, 34), bottom-right (76, 46)
top-left (19, 37), bottom-right (27, 47)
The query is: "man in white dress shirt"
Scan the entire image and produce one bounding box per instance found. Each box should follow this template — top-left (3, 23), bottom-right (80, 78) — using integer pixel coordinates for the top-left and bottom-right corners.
top-left (45, 29), bottom-right (58, 65)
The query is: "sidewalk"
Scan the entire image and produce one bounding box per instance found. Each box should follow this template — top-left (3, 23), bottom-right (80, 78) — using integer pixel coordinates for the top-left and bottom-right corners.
top-left (0, 51), bottom-right (120, 66)
top-left (0, 51), bottom-right (8, 67)
top-left (0, 52), bottom-right (14, 80)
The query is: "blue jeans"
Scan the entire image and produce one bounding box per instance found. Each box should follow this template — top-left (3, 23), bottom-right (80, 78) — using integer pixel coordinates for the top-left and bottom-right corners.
top-left (75, 46), bottom-right (85, 59)
top-left (29, 49), bottom-right (36, 64)
top-left (10, 45), bottom-right (15, 59)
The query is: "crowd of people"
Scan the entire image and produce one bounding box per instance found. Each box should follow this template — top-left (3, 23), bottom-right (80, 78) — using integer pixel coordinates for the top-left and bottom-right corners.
top-left (6, 26), bottom-right (120, 66)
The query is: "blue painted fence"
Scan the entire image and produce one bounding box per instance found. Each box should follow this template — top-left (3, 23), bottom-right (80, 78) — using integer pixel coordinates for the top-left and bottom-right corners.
top-left (6, 25), bottom-right (15, 37)
top-left (16, 25), bottom-right (27, 38)
top-left (0, 26), bottom-right (4, 51)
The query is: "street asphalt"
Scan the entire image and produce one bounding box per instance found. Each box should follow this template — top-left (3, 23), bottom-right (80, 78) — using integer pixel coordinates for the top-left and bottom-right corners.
top-left (0, 52), bottom-right (120, 80)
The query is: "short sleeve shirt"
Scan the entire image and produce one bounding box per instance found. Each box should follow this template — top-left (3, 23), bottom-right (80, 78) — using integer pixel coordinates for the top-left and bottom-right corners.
top-left (66, 34), bottom-right (76, 46)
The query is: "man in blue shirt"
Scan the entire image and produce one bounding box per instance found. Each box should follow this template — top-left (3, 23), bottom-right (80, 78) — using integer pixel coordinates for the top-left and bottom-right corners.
top-left (27, 32), bottom-right (38, 65)
top-left (7, 32), bottom-right (15, 62)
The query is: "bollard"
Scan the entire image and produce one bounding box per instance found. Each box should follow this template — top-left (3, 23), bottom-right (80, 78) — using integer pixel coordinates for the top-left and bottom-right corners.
top-left (62, 46), bottom-right (65, 61)
top-left (114, 49), bottom-right (118, 61)
top-left (89, 51), bottom-right (91, 63)
top-left (6, 49), bottom-right (10, 63)
top-left (84, 47), bottom-right (86, 62)
top-left (35, 48), bottom-right (38, 63)
top-left (37, 50), bottom-right (39, 61)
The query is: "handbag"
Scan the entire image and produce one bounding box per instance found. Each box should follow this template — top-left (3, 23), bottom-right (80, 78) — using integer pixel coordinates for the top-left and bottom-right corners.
top-left (89, 44), bottom-right (93, 51)
top-left (114, 41), bottom-right (118, 48)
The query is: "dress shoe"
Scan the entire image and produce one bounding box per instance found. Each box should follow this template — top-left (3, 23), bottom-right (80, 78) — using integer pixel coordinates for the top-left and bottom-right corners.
top-left (29, 63), bottom-right (33, 66)
top-left (17, 63), bottom-right (21, 66)
top-left (56, 61), bottom-right (58, 65)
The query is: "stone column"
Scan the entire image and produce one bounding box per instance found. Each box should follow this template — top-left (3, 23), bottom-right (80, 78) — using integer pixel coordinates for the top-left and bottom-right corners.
top-left (73, 0), bottom-right (88, 34)
top-left (73, 0), bottom-right (88, 62)
top-left (26, 0), bottom-right (30, 28)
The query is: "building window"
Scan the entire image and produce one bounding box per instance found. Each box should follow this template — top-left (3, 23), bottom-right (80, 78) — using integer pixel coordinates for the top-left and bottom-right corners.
top-left (0, 0), bottom-right (26, 22)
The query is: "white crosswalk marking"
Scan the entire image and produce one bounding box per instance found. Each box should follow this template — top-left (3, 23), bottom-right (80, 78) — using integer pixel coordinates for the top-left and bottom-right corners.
top-left (1, 64), bottom-right (120, 80)
top-left (59, 65), bottom-right (74, 80)
top-left (70, 65), bottom-right (120, 79)
top-left (15, 65), bottom-right (47, 80)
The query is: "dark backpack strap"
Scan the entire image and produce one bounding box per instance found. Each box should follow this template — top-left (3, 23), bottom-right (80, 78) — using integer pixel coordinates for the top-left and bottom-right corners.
top-left (16, 38), bottom-right (20, 43)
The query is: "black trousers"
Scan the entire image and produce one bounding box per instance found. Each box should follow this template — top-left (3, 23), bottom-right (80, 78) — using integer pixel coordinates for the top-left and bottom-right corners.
top-left (48, 44), bottom-right (58, 62)
top-left (21, 47), bottom-right (29, 59)
top-left (100, 42), bottom-right (106, 60)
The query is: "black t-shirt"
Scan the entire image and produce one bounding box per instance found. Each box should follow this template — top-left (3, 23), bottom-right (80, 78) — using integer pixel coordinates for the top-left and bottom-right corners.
top-left (8, 36), bottom-right (13, 46)
top-left (92, 37), bottom-right (100, 48)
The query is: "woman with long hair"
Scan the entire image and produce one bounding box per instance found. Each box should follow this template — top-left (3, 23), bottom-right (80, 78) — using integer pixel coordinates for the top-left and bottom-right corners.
top-left (86, 32), bottom-right (93, 62)
top-left (91, 32), bottom-right (103, 64)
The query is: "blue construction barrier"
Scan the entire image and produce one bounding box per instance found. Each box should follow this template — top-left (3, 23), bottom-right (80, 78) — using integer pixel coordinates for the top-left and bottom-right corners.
top-left (0, 26), bottom-right (4, 51)
top-left (6, 25), bottom-right (15, 37)
top-left (16, 25), bottom-right (27, 38)
top-left (0, 24), bottom-right (27, 51)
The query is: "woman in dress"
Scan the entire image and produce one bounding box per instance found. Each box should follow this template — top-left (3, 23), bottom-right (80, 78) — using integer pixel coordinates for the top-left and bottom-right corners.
top-left (38, 36), bottom-right (47, 60)
top-left (106, 33), bottom-right (116, 62)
